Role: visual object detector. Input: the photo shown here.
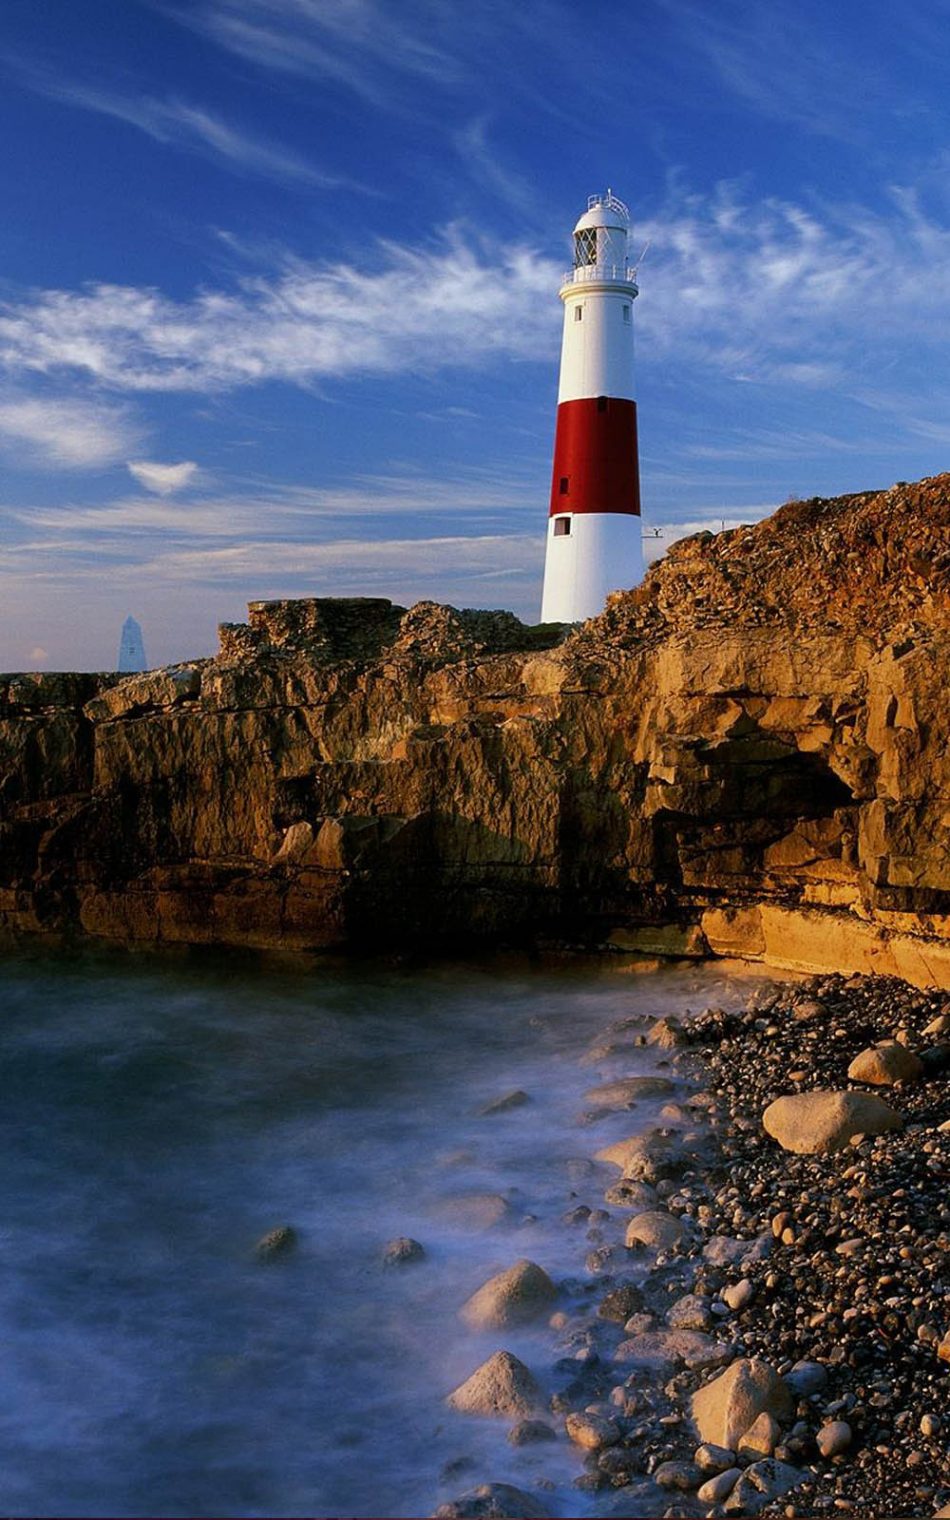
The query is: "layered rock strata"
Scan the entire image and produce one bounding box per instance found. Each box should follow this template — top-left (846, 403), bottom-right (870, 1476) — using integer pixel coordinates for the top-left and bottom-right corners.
top-left (4, 475), bottom-right (950, 980)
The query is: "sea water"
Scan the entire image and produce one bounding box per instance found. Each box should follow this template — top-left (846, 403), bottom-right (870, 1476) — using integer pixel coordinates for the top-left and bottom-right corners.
top-left (0, 948), bottom-right (766, 1517)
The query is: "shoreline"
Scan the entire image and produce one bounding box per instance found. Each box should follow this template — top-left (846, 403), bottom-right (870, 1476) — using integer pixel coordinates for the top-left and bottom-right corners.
top-left (436, 970), bottom-right (950, 1520)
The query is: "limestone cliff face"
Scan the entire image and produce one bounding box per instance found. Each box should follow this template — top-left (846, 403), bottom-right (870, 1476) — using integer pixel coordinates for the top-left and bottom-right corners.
top-left (4, 476), bottom-right (950, 983)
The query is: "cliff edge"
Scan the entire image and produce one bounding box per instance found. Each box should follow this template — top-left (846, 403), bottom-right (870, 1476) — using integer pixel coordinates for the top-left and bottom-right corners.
top-left (4, 474), bottom-right (950, 984)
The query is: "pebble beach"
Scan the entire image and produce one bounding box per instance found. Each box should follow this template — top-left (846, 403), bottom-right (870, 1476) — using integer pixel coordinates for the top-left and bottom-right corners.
top-left (435, 971), bottom-right (950, 1520)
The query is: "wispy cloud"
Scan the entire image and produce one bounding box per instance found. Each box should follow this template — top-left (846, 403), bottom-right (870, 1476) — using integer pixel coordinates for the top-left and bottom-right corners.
top-left (3, 179), bottom-right (950, 412)
top-left (11, 63), bottom-right (333, 185)
top-left (0, 230), bottom-right (560, 391)
top-left (0, 393), bottom-right (141, 469)
top-left (166, 0), bottom-right (461, 105)
top-left (127, 460), bottom-right (199, 495)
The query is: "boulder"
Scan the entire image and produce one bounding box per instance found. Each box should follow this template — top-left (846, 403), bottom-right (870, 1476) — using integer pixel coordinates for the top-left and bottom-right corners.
top-left (565, 1411), bottom-right (621, 1450)
top-left (724, 1459), bottom-right (803, 1515)
top-left (762, 1090), bottom-right (902, 1154)
top-left (432, 1483), bottom-right (550, 1519)
top-left (615, 1329), bottom-right (730, 1374)
top-left (479, 1089), bottom-right (530, 1116)
top-left (847, 1040), bottom-right (924, 1086)
top-left (446, 1352), bottom-right (542, 1418)
top-left (654, 1460), bottom-right (702, 1491)
top-left (691, 1358), bottom-right (792, 1450)
top-left (507, 1420), bottom-right (556, 1447)
top-left (438, 1194), bottom-right (514, 1231)
top-left (382, 1236), bottom-right (425, 1267)
top-left (598, 1282), bottom-right (644, 1322)
top-left (694, 1443), bottom-right (738, 1474)
top-left (255, 1224), bottom-right (297, 1259)
top-left (668, 1293), bottom-right (713, 1331)
top-left (697, 1468), bottom-right (741, 1504)
top-left (595, 1130), bottom-right (692, 1182)
top-left (460, 1260), bottom-right (556, 1330)
top-left (583, 1076), bottom-right (674, 1107)
top-left (722, 1278), bottom-right (754, 1312)
top-left (646, 1016), bottom-right (687, 1048)
top-left (784, 1359), bottom-right (827, 1396)
top-left (625, 1209), bottom-right (686, 1251)
top-left (738, 1410), bottom-right (781, 1459)
top-left (816, 1420), bottom-right (852, 1457)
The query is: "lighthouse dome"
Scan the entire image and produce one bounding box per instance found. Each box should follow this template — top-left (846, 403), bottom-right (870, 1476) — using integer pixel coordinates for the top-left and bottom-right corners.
top-left (573, 191), bottom-right (629, 233)
top-left (571, 191), bottom-right (630, 273)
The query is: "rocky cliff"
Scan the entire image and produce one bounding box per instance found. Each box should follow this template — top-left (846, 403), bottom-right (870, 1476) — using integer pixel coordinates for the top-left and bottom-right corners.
top-left (4, 474), bottom-right (950, 983)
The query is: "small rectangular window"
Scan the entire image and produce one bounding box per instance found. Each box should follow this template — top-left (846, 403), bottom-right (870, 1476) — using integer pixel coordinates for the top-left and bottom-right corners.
top-left (559, 476), bottom-right (569, 495)
top-left (553, 516), bottom-right (571, 537)
top-left (574, 305), bottom-right (583, 321)
top-left (623, 304), bottom-right (631, 322)
top-left (597, 396), bottom-right (608, 413)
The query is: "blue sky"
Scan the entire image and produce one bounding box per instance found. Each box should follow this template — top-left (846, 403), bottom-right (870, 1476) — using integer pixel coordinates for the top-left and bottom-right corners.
top-left (3, 0), bottom-right (950, 669)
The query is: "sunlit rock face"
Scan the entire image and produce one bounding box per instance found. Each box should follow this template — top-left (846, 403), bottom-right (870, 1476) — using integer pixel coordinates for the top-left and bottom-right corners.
top-left (4, 474), bottom-right (950, 983)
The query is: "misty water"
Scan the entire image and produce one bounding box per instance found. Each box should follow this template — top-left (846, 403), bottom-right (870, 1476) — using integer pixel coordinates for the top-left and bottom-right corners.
top-left (0, 948), bottom-right (768, 1518)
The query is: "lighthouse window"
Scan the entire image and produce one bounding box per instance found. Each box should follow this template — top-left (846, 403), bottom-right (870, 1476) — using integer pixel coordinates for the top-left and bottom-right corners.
top-left (559, 476), bottom-right (569, 495)
top-left (574, 228), bottom-right (597, 266)
top-left (623, 304), bottom-right (631, 322)
top-left (574, 305), bottom-right (583, 322)
top-left (553, 516), bottom-right (571, 536)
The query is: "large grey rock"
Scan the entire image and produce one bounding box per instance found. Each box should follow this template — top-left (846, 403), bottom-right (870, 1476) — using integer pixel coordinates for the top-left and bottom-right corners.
top-left (446, 1352), bottom-right (541, 1418)
top-left (691, 1358), bottom-right (792, 1450)
top-left (847, 1040), bottom-right (924, 1086)
top-left (762, 1090), bottom-right (902, 1154)
top-left (432, 1483), bottom-right (551, 1518)
top-left (460, 1260), bottom-right (556, 1330)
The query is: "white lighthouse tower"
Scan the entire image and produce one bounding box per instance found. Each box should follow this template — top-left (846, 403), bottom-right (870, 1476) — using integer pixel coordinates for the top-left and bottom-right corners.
top-left (540, 191), bottom-right (644, 623)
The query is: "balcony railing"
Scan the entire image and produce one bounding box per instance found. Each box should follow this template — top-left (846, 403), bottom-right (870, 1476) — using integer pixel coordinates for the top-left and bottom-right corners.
top-left (562, 263), bottom-right (639, 286)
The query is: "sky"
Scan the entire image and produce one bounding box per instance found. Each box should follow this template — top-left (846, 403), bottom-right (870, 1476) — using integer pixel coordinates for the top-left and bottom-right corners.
top-left (3, 0), bottom-right (950, 670)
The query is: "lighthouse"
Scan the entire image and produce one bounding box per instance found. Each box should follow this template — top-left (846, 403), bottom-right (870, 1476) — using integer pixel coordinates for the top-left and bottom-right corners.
top-left (540, 191), bottom-right (643, 623)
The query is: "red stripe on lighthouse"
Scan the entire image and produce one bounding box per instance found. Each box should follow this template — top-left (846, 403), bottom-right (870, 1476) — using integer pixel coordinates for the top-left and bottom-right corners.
top-left (549, 397), bottom-right (641, 517)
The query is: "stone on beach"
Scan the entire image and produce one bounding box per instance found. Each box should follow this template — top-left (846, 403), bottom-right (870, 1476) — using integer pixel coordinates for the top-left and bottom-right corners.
top-left (697, 1468), bottom-right (742, 1504)
top-left (722, 1278), bottom-right (754, 1312)
top-left (654, 1459), bottom-right (702, 1490)
top-left (255, 1224), bottom-right (297, 1259)
top-left (431, 1482), bottom-right (551, 1518)
top-left (847, 1040), bottom-right (924, 1086)
top-left (723, 1458), bottom-right (803, 1515)
top-left (624, 1208), bottom-right (687, 1251)
top-left (564, 1411), bottom-right (621, 1450)
top-left (691, 1357), bottom-right (792, 1450)
top-left (479, 1090), bottom-right (530, 1116)
top-left (667, 1293), bottom-right (712, 1330)
top-left (382, 1236), bottom-right (425, 1267)
top-left (582, 1076), bottom-right (674, 1107)
top-left (459, 1260), bottom-right (556, 1330)
top-left (615, 1328), bottom-right (730, 1375)
top-left (738, 1410), bottom-right (781, 1459)
top-left (762, 1089), bottom-right (902, 1153)
top-left (816, 1419), bottom-right (852, 1457)
top-left (595, 1129), bottom-right (693, 1182)
top-left (446, 1351), bottom-right (542, 1418)
top-left (437, 1194), bottom-right (515, 1230)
